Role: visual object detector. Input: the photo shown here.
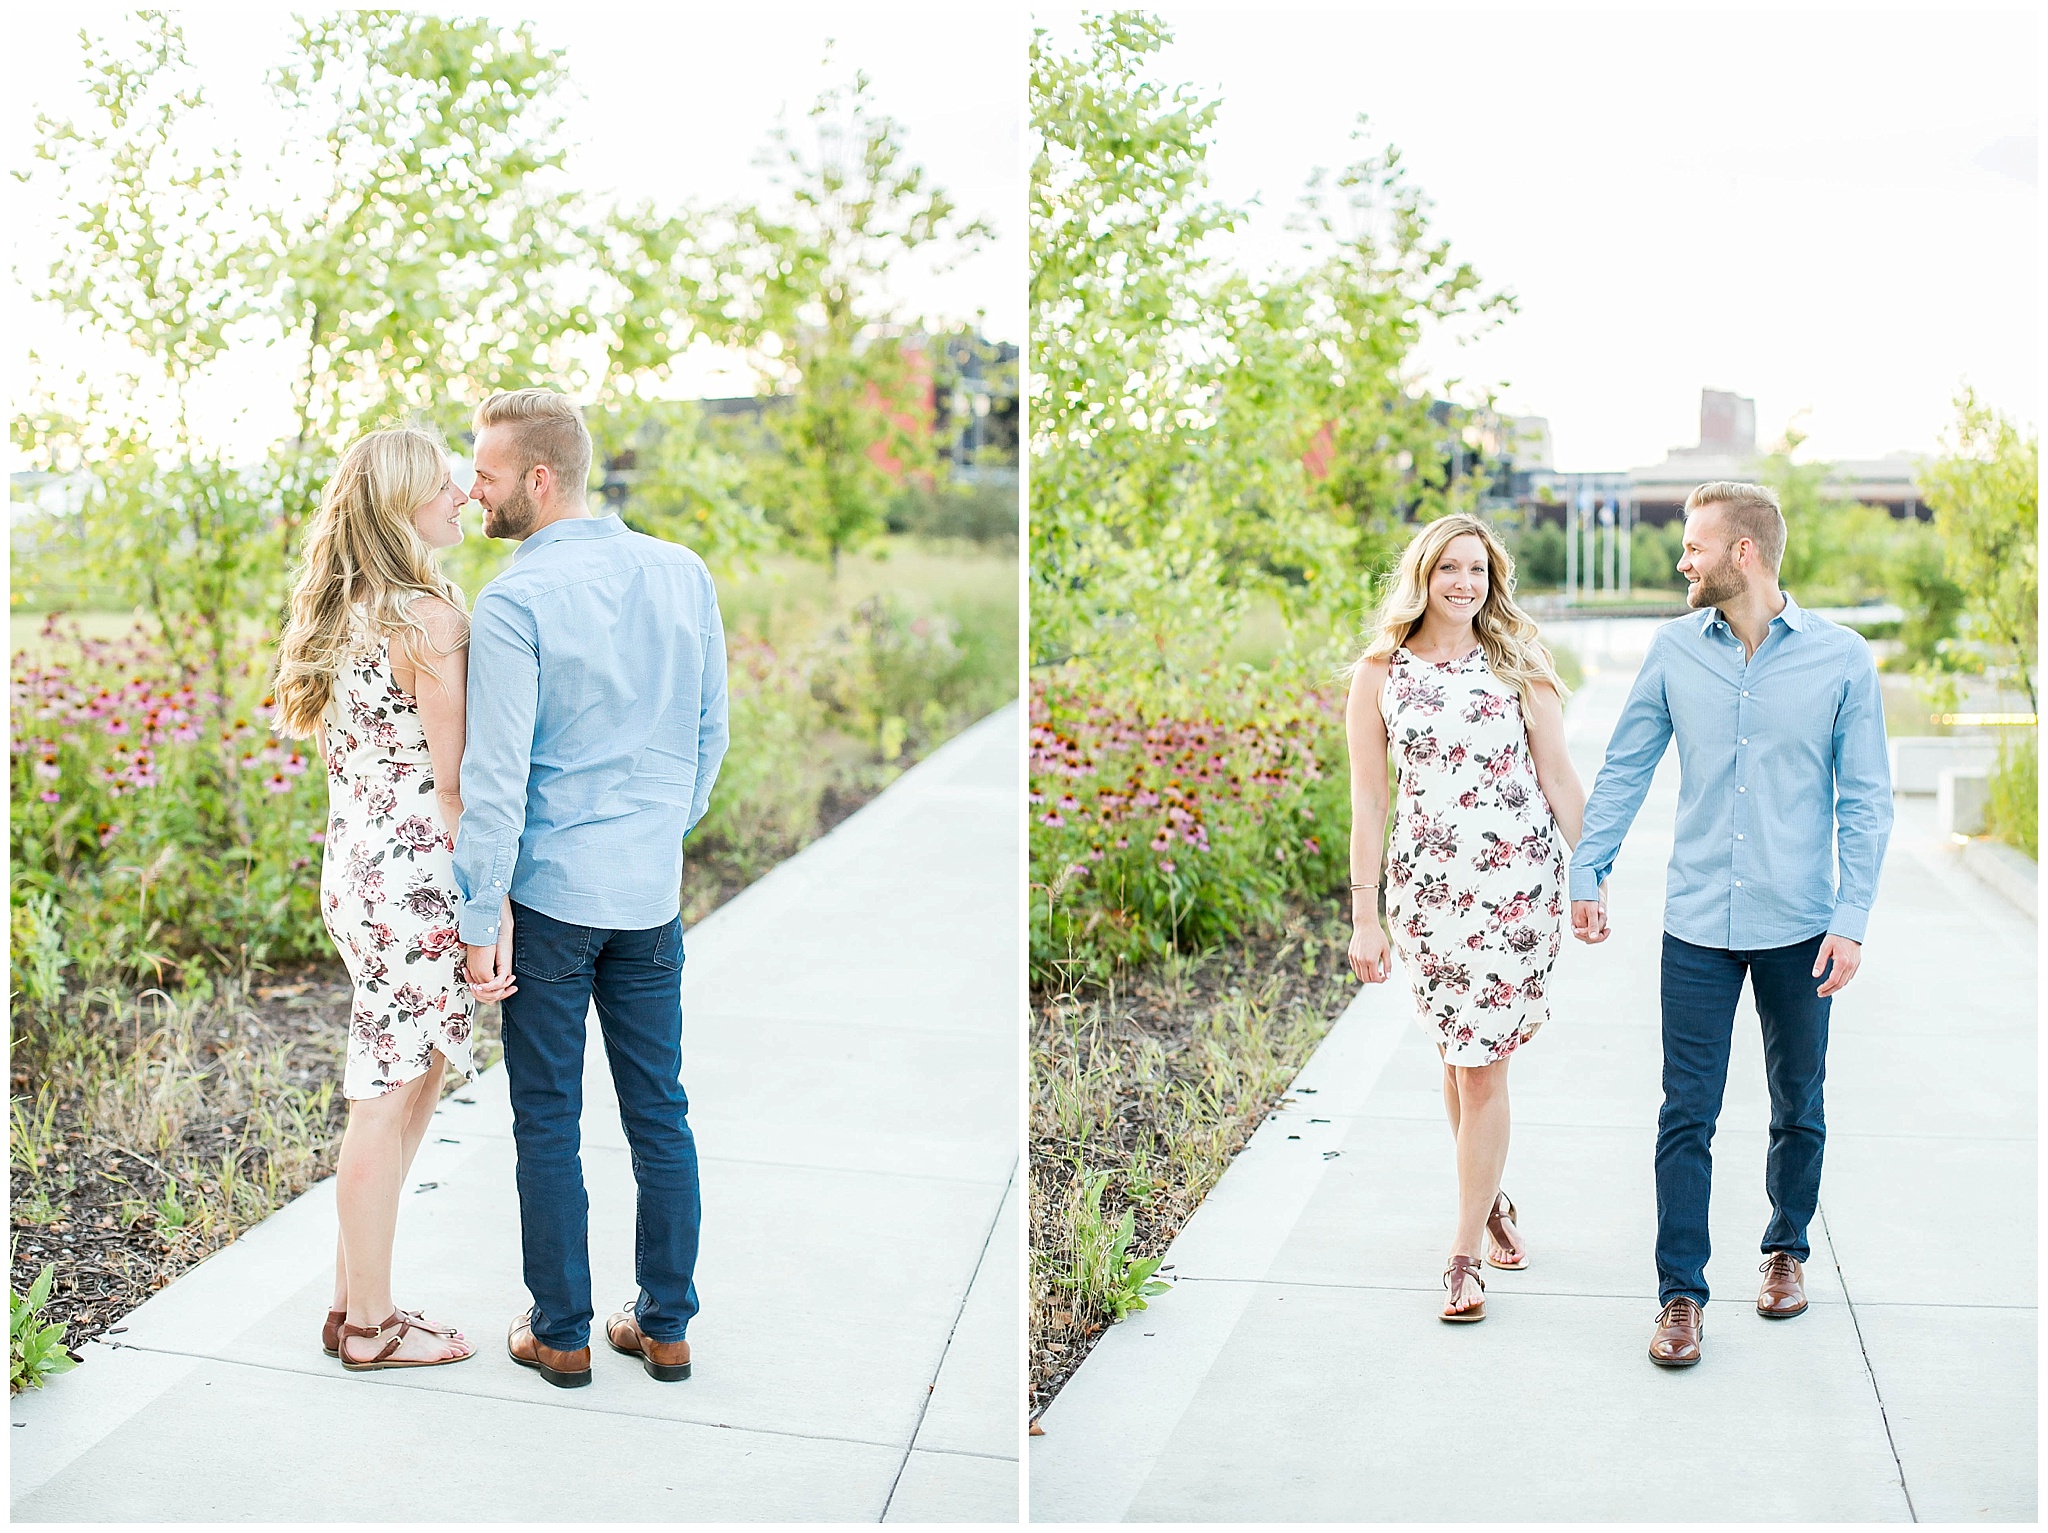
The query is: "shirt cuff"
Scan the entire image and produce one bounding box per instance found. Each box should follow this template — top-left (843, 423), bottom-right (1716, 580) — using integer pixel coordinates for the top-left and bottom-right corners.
top-left (1826, 904), bottom-right (1870, 943)
top-left (1568, 864), bottom-right (1605, 902)
top-left (459, 888), bottom-right (510, 946)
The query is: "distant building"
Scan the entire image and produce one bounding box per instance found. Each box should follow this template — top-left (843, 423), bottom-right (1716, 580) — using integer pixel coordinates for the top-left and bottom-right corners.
top-left (1626, 389), bottom-right (1926, 523)
top-left (678, 329), bottom-right (1016, 485)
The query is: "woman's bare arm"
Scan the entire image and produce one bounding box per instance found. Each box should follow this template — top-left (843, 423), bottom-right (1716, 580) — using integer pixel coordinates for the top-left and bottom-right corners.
top-left (1524, 679), bottom-right (1586, 849)
top-left (389, 597), bottom-right (470, 839)
top-left (1345, 657), bottom-right (1393, 916)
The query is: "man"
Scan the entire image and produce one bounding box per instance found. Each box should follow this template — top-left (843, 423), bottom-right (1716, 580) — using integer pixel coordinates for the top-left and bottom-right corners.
top-left (455, 388), bottom-right (729, 1389)
top-left (1569, 481), bottom-right (1891, 1369)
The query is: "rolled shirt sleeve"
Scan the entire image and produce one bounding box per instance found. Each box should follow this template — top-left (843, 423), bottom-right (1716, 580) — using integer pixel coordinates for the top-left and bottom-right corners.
top-left (1826, 640), bottom-right (1894, 942)
top-left (687, 581), bottom-right (730, 838)
top-left (453, 588), bottom-right (539, 945)
top-left (1568, 639), bottom-right (1674, 903)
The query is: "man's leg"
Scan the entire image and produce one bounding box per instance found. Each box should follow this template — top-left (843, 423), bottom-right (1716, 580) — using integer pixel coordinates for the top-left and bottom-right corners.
top-left (1656, 933), bottom-right (1747, 1305)
top-left (500, 901), bottom-right (600, 1351)
top-left (1752, 933), bottom-right (1832, 1262)
top-left (591, 915), bottom-right (701, 1342)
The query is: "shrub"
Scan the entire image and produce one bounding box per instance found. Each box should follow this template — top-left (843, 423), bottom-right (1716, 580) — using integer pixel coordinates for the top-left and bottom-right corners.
top-left (1030, 660), bottom-right (1350, 984)
top-left (1631, 521), bottom-right (1686, 588)
top-left (1987, 729), bottom-right (2037, 861)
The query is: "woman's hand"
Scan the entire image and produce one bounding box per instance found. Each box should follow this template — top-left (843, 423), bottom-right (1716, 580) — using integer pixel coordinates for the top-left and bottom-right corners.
top-left (1349, 919), bottom-right (1392, 984)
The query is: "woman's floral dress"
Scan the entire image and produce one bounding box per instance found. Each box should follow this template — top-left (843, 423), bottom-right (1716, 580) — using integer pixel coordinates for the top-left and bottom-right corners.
top-left (320, 636), bottom-right (477, 1099)
top-left (1380, 645), bottom-right (1564, 1066)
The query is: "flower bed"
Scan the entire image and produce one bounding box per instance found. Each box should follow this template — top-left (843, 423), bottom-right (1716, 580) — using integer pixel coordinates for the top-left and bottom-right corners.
top-left (1029, 663), bottom-right (1351, 983)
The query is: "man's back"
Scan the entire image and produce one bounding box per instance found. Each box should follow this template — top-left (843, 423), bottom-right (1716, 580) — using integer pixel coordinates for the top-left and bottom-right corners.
top-left (453, 513), bottom-right (730, 945)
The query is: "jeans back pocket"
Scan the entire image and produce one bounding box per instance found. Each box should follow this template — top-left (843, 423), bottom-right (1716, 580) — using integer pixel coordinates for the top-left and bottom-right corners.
top-left (514, 908), bottom-right (593, 982)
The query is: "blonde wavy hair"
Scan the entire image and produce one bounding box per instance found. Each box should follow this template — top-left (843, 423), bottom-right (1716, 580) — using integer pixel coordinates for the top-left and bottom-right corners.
top-left (1357, 513), bottom-right (1569, 707)
top-left (272, 426), bottom-right (468, 740)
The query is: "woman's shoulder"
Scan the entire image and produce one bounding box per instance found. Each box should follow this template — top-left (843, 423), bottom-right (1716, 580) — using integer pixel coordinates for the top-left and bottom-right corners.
top-left (1352, 649), bottom-right (1398, 680)
top-left (402, 593), bottom-right (469, 650)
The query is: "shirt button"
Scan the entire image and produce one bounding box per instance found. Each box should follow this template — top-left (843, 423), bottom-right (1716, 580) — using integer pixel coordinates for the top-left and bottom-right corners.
top-left (1737, 833), bottom-right (1745, 840)
top-left (1738, 786), bottom-right (1746, 793)
top-left (1742, 690), bottom-right (1750, 697)
top-left (1735, 880), bottom-right (1743, 887)
top-left (1740, 738), bottom-right (1748, 744)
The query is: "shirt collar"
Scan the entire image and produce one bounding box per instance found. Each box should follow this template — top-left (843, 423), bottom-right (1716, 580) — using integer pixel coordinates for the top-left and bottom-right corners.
top-left (1699, 589), bottom-right (1805, 637)
top-left (512, 512), bottom-right (625, 563)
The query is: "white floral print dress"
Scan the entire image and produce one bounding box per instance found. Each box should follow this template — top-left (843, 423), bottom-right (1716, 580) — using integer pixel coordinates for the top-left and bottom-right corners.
top-left (1380, 645), bottom-right (1565, 1066)
top-left (320, 635), bottom-right (477, 1099)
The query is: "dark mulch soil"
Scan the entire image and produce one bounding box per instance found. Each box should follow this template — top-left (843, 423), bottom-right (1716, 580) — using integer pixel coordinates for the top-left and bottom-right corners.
top-left (8, 963), bottom-right (503, 1355)
top-left (1028, 905), bottom-right (1358, 1416)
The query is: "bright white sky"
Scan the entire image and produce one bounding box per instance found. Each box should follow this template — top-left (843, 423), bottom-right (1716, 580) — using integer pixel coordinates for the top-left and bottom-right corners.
top-left (8, 4), bottom-right (1023, 466)
top-left (1039, 3), bottom-right (2039, 470)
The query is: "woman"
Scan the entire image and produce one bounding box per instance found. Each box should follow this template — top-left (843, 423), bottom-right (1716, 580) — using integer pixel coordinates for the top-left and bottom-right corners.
top-left (1345, 513), bottom-right (1586, 1323)
top-left (273, 426), bottom-right (517, 1370)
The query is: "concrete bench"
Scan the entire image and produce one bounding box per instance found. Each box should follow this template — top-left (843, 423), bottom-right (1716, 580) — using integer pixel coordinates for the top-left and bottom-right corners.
top-left (1891, 735), bottom-right (1997, 795)
top-left (1936, 767), bottom-right (1991, 836)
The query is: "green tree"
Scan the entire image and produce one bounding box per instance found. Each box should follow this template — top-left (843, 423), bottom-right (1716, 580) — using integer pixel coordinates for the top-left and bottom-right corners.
top-left (1923, 388), bottom-right (2038, 711)
top-left (1028, 12), bottom-right (1508, 670)
top-left (21, 11), bottom-right (606, 604)
top-left (674, 67), bottom-right (991, 572)
top-left (258, 12), bottom-right (596, 562)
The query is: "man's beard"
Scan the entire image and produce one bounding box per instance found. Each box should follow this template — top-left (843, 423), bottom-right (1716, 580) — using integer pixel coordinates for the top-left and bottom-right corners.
top-left (483, 480), bottom-right (540, 541)
top-left (1686, 551), bottom-right (1744, 610)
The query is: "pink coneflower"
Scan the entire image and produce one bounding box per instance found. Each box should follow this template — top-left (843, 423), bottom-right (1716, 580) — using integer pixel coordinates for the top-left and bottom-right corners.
top-left (1159, 859), bottom-right (1176, 875)
top-left (1041, 810), bottom-right (1065, 827)
top-left (34, 760), bottom-right (59, 780)
top-left (38, 790), bottom-right (59, 804)
top-left (264, 772), bottom-right (290, 794)
top-left (283, 753), bottom-right (308, 776)
top-left (309, 830), bottom-right (326, 845)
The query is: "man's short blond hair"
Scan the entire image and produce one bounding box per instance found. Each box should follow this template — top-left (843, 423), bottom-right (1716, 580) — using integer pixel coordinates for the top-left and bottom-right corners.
top-left (473, 389), bottom-right (592, 501)
top-left (1684, 480), bottom-right (1786, 574)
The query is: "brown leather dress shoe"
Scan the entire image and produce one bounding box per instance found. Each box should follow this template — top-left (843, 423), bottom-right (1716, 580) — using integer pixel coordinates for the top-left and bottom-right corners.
top-left (606, 1308), bottom-right (693, 1382)
top-left (508, 1310), bottom-right (593, 1389)
top-left (1649, 1296), bottom-right (1704, 1367)
top-left (1756, 1251), bottom-right (1808, 1319)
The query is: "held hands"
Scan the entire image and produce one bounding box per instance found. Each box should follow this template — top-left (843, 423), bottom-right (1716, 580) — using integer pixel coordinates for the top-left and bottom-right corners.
top-left (464, 898), bottom-right (519, 1004)
top-left (1813, 934), bottom-right (1862, 997)
top-left (1571, 887), bottom-right (1610, 944)
top-left (1349, 920), bottom-right (1392, 984)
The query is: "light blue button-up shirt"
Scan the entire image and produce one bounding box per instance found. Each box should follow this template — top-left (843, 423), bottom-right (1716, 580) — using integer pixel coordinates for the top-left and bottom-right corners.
top-left (1569, 592), bottom-right (1892, 949)
top-left (453, 514), bottom-right (730, 944)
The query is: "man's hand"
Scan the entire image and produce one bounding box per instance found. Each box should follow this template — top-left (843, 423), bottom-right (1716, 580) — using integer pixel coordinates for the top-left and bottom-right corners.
top-left (465, 900), bottom-right (518, 1003)
top-left (1571, 897), bottom-right (1609, 944)
top-left (1813, 934), bottom-right (1862, 997)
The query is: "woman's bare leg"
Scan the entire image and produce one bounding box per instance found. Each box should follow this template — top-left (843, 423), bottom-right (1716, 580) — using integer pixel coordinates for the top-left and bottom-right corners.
top-left (330, 1053), bottom-right (451, 1312)
top-left (335, 1060), bottom-right (469, 1363)
top-left (1444, 1057), bottom-right (1512, 1314)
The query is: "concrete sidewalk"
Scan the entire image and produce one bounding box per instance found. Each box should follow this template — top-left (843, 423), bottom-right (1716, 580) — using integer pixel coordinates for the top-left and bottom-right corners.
top-left (12, 704), bottom-right (1022, 1523)
top-left (1032, 626), bottom-right (2036, 1522)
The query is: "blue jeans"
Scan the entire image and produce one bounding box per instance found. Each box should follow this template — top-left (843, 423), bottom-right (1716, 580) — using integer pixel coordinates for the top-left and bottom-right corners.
top-left (500, 900), bottom-right (701, 1350)
top-left (1656, 931), bottom-right (1831, 1306)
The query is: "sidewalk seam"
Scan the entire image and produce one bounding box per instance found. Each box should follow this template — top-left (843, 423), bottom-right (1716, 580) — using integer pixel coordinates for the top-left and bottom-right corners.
top-left (879, 1161), bottom-right (1016, 1523)
top-left (87, 1341), bottom-right (952, 1456)
top-left (1821, 1203), bottom-right (1920, 1522)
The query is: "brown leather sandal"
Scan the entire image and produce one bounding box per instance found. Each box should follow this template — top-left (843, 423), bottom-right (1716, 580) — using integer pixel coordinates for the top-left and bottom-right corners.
top-left (1486, 1191), bottom-right (1529, 1271)
top-left (1441, 1254), bottom-right (1487, 1322)
top-left (324, 1306), bottom-right (464, 1358)
top-left (337, 1311), bottom-right (474, 1371)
